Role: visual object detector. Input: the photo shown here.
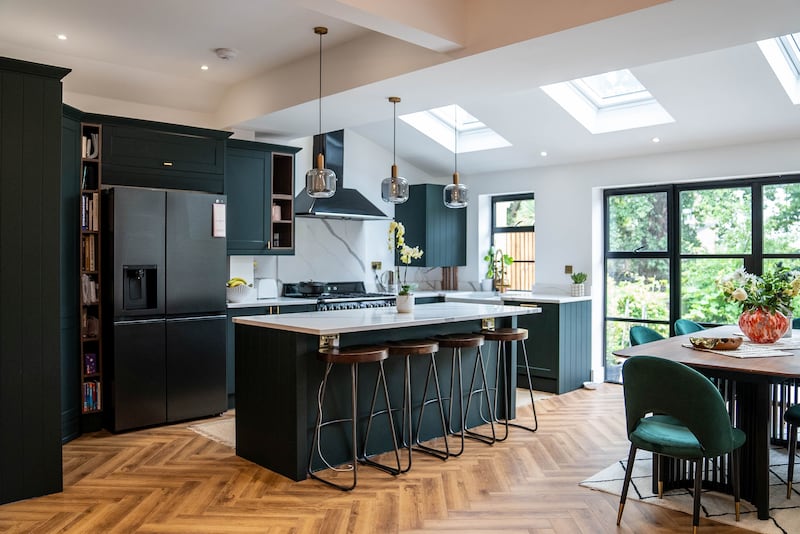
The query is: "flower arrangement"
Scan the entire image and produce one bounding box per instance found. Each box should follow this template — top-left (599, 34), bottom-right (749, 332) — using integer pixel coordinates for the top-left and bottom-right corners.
top-left (388, 221), bottom-right (424, 295)
top-left (717, 263), bottom-right (800, 314)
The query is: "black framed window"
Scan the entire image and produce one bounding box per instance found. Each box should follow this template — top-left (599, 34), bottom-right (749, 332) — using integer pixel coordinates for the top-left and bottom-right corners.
top-left (490, 193), bottom-right (535, 291)
top-left (604, 175), bottom-right (800, 383)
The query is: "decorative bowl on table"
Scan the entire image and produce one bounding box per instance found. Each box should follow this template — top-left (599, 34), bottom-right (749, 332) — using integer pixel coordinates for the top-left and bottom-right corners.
top-left (689, 336), bottom-right (743, 351)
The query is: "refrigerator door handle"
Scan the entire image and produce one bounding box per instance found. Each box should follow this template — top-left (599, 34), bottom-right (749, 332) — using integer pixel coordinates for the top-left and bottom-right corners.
top-left (166, 314), bottom-right (227, 323)
top-left (114, 318), bottom-right (165, 326)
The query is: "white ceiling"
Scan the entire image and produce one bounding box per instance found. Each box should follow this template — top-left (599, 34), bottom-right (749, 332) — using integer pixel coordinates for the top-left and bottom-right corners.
top-left (2, 0), bottom-right (800, 179)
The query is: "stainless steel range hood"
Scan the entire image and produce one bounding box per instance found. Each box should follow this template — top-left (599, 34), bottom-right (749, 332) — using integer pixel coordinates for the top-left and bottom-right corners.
top-left (295, 130), bottom-right (389, 220)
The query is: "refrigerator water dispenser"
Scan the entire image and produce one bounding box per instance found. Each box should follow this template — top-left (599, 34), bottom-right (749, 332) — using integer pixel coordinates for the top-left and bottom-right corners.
top-left (123, 265), bottom-right (157, 310)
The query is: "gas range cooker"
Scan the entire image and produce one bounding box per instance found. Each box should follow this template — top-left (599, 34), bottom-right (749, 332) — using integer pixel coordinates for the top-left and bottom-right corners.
top-left (282, 281), bottom-right (395, 311)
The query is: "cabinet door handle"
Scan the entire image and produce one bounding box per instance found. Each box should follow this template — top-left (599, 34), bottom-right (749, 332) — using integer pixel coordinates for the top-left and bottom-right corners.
top-left (162, 161), bottom-right (173, 167)
top-left (519, 303), bottom-right (540, 308)
top-left (266, 241), bottom-right (271, 249)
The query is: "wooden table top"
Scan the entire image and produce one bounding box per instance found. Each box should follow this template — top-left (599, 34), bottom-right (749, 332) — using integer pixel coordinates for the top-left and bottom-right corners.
top-left (613, 325), bottom-right (800, 379)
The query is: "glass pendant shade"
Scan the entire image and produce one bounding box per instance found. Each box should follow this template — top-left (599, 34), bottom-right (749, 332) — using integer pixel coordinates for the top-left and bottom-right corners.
top-left (306, 153), bottom-right (336, 198)
top-left (381, 164), bottom-right (409, 203)
top-left (444, 172), bottom-right (468, 208)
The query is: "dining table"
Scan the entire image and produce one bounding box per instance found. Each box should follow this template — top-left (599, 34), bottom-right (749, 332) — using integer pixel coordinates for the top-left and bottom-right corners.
top-left (614, 325), bottom-right (800, 520)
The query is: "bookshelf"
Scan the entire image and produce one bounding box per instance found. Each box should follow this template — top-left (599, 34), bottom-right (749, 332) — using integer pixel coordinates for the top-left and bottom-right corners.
top-left (80, 123), bottom-right (102, 413)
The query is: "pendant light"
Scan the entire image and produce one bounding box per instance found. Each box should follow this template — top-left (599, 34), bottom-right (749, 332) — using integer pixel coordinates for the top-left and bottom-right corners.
top-left (305, 26), bottom-right (336, 199)
top-left (381, 96), bottom-right (409, 204)
top-left (443, 105), bottom-right (468, 208)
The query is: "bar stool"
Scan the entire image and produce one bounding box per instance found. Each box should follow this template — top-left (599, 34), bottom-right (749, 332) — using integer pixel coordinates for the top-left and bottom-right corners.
top-left (384, 339), bottom-right (449, 470)
top-left (307, 345), bottom-right (401, 491)
top-left (479, 327), bottom-right (538, 441)
top-left (435, 333), bottom-right (494, 455)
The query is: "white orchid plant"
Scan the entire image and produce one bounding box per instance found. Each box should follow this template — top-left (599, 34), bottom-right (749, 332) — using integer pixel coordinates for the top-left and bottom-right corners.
top-left (388, 221), bottom-right (424, 295)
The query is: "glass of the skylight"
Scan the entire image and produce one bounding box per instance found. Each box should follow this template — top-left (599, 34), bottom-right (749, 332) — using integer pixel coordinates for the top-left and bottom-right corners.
top-left (570, 69), bottom-right (652, 108)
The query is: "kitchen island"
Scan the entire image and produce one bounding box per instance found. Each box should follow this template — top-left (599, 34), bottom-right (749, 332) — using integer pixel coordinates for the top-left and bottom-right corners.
top-left (232, 302), bottom-right (540, 481)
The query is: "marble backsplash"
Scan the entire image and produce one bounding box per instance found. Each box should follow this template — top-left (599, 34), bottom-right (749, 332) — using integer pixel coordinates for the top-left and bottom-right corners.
top-left (228, 217), bottom-right (475, 293)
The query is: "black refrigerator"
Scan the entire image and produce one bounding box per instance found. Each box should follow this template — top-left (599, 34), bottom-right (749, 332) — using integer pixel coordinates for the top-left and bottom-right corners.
top-left (103, 186), bottom-right (227, 431)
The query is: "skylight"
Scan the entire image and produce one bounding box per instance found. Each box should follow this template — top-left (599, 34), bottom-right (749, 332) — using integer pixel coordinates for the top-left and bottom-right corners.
top-left (758, 32), bottom-right (800, 105)
top-left (541, 68), bottom-right (674, 134)
top-left (399, 104), bottom-right (511, 153)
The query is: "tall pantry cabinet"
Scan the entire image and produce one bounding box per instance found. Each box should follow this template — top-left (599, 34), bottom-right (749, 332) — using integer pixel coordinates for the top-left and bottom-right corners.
top-left (0, 57), bottom-right (70, 505)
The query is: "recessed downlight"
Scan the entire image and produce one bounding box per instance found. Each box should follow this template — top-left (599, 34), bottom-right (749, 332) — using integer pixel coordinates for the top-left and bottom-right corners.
top-left (57, 34), bottom-right (67, 41)
top-left (540, 151), bottom-right (548, 157)
top-left (200, 65), bottom-right (209, 71)
top-left (652, 136), bottom-right (661, 143)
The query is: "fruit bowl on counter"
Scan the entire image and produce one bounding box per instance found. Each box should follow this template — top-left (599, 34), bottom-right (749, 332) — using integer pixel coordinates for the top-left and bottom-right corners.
top-left (226, 278), bottom-right (254, 303)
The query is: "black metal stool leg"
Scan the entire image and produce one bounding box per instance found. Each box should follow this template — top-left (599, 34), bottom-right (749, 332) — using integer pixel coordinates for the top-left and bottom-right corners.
top-left (447, 348), bottom-right (465, 457)
top-left (361, 360), bottom-right (402, 476)
top-left (414, 350), bottom-right (450, 460)
top-left (307, 362), bottom-right (357, 491)
top-left (508, 341), bottom-right (538, 432)
top-left (789, 422), bottom-right (798, 499)
top-left (492, 339), bottom-right (510, 441)
top-left (463, 346), bottom-right (496, 444)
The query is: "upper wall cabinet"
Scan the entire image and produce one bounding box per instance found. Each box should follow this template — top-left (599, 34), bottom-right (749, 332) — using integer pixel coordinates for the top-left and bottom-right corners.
top-left (225, 139), bottom-right (300, 255)
top-left (394, 184), bottom-right (466, 267)
top-left (99, 117), bottom-right (230, 194)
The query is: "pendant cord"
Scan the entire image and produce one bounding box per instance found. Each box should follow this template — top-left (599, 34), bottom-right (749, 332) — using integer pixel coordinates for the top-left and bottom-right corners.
top-left (393, 100), bottom-right (397, 165)
top-left (454, 106), bottom-right (458, 174)
top-left (318, 32), bottom-right (322, 136)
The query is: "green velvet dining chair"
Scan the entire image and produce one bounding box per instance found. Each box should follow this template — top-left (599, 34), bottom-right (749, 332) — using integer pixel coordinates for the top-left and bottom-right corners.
top-left (784, 403), bottom-right (800, 498)
top-left (793, 317), bottom-right (800, 330)
top-left (674, 319), bottom-right (705, 336)
top-left (629, 325), bottom-right (665, 346)
top-left (618, 355), bottom-right (746, 532)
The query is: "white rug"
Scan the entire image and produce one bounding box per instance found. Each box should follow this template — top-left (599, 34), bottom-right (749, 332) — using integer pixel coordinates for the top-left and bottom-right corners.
top-left (580, 448), bottom-right (800, 533)
top-left (188, 417), bottom-right (235, 448)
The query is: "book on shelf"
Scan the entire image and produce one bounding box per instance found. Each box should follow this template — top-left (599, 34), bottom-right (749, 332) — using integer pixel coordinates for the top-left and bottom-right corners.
top-left (81, 163), bottom-right (98, 190)
top-left (81, 273), bottom-right (98, 304)
top-left (82, 381), bottom-right (102, 412)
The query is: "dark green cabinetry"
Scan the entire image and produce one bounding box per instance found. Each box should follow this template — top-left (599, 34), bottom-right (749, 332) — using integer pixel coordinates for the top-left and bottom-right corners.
top-left (225, 139), bottom-right (300, 255)
top-left (509, 300), bottom-right (591, 394)
top-left (0, 56), bottom-right (69, 505)
top-left (225, 303), bottom-right (316, 408)
top-left (100, 119), bottom-right (230, 193)
top-left (394, 184), bottom-right (466, 267)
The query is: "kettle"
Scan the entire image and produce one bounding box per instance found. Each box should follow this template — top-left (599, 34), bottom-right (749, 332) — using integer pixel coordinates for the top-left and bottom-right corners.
top-left (379, 270), bottom-right (398, 294)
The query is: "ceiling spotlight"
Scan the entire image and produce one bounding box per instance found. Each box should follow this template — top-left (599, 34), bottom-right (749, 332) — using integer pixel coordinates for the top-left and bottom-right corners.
top-left (57, 34), bottom-right (67, 41)
top-left (200, 65), bottom-right (209, 71)
top-left (213, 47), bottom-right (238, 61)
top-left (652, 136), bottom-right (661, 143)
top-left (540, 151), bottom-right (548, 157)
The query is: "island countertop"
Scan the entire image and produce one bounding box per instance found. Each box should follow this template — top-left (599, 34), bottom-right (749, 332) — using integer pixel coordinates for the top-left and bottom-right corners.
top-left (232, 301), bottom-right (540, 336)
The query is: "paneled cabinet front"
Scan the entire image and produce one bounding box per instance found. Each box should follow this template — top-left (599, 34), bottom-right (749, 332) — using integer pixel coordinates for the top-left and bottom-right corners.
top-left (394, 184), bottom-right (466, 267)
top-left (101, 122), bottom-right (228, 193)
top-left (225, 139), bottom-right (299, 255)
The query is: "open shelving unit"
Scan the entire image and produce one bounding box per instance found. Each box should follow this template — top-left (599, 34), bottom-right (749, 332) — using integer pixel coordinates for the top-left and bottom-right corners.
top-left (270, 152), bottom-right (294, 250)
top-left (79, 123), bottom-right (103, 414)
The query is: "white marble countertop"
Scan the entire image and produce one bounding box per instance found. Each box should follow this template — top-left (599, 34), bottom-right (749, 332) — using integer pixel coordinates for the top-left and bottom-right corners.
top-left (232, 301), bottom-right (541, 335)
top-left (227, 296), bottom-right (318, 309)
top-left (442, 290), bottom-right (592, 304)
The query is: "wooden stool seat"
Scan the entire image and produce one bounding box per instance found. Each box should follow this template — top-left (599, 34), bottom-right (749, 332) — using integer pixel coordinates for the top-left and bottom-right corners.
top-left (435, 333), bottom-right (485, 349)
top-left (479, 327), bottom-right (528, 342)
top-left (318, 345), bottom-right (388, 364)
top-left (385, 340), bottom-right (439, 356)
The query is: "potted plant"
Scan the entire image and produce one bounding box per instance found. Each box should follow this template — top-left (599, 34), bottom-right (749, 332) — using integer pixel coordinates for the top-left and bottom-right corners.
top-left (570, 272), bottom-right (587, 297)
top-left (389, 221), bottom-right (424, 312)
top-left (481, 246), bottom-right (496, 291)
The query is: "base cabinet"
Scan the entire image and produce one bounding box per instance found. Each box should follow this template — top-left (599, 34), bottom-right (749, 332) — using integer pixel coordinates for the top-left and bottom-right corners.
top-left (512, 300), bottom-right (591, 394)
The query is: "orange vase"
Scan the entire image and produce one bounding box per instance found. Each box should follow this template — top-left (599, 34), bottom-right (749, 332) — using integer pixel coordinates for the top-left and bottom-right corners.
top-left (738, 308), bottom-right (790, 344)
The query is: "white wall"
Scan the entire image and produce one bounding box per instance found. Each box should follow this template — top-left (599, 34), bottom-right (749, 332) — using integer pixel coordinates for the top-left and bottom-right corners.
top-left (465, 136), bottom-right (800, 378)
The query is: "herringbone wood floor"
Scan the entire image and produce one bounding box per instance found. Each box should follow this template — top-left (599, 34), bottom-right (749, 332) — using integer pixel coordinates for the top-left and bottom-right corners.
top-left (0, 384), bottom-right (750, 533)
